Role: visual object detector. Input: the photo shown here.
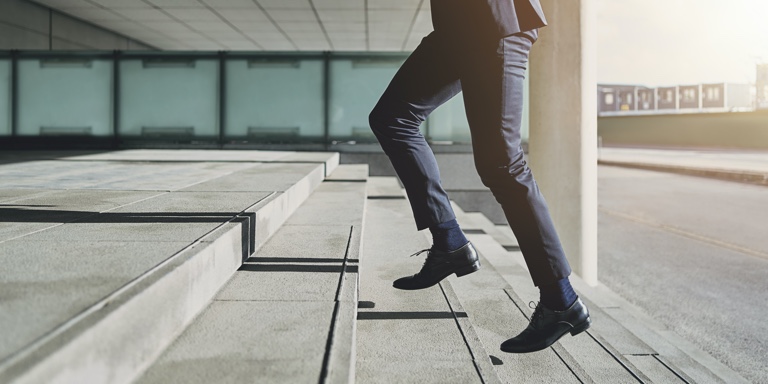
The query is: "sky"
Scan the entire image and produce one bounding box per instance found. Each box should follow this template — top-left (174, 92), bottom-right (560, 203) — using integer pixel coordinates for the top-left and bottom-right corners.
top-left (597, 0), bottom-right (768, 86)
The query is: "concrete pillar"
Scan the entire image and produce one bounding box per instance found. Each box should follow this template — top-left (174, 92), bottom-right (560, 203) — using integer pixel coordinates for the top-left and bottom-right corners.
top-left (528, 0), bottom-right (598, 286)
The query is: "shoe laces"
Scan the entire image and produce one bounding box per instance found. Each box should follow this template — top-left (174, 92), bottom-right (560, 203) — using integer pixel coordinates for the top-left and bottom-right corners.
top-left (529, 301), bottom-right (544, 324)
top-left (409, 248), bottom-right (431, 258)
top-left (408, 248), bottom-right (439, 272)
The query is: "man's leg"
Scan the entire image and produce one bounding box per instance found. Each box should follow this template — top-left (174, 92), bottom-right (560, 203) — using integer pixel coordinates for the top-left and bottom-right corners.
top-left (369, 32), bottom-right (480, 290)
top-left (460, 30), bottom-right (570, 287)
top-left (459, 30), bottom-right (590, 353)
top-left (369, 32), bottom-right (459, 231)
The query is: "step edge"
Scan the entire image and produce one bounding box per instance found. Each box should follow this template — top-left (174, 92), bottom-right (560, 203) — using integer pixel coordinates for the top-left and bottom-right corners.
top-left (417, 228), bottom-right (503, 384)
top-left (322, 177), bottom-right (367, 384)
top-left (439, 280), bottom-right (504, 384)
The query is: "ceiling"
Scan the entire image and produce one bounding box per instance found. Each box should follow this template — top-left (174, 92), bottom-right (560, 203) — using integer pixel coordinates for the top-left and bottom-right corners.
top-left (30, 0), bottom-right (433, 51)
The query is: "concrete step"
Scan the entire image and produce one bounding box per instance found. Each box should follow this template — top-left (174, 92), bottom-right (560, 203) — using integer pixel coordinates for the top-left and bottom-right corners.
top-left (450, 204), bottom-right (749, 384)
top-left (355, 177), bottom-right (500, 384)
top-left (0, 150), bottom-right (338, 384)
top-left (134, 164), bottom-right (368, 384)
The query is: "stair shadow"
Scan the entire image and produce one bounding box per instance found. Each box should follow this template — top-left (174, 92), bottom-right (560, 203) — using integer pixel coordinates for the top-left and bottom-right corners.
top-left (0, 207), bottom-right (256, 261)
top-left (247, 257), bottom-right (360, 264)
top-left (0, 150), bottom-right (112, 166)
top-left (0, 207), bottom-right (242, 223)
top-left (239, 264), bottom-right (358, 273)
top-left (357, 311), bottom-right (468, 320)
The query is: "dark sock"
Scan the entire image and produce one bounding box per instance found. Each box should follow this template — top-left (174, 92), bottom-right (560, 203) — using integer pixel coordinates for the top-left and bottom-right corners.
top-left (539, 278), bottom-right (578, 311)
top-left (429, 219), bottom-right (469, 252)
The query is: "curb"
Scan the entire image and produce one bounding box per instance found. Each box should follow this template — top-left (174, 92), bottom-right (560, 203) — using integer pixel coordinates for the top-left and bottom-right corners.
top-left (598, 160), bottom-right (768, 186)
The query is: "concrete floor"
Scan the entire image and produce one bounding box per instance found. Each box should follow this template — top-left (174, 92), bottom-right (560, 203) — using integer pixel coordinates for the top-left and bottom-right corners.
top-left (598, 165), bottom-right (768, 384)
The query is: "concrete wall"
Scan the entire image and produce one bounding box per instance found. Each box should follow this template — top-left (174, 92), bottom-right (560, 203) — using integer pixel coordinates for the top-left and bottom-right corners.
top-left (0, 0), bottom-right (154, 50)
top-left (598, 110), bottom-right (768, 150)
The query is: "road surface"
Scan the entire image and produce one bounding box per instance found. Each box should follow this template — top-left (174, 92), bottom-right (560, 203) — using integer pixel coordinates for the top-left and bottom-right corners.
top-left (598, 166), bottom-right (768, 383)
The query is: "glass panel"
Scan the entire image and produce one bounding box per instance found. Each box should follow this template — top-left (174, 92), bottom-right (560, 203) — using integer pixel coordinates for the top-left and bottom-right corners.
top-left (0, 60), bottom-right (9, 136)
top-left (329, 56), bottom-right (410, 142)
top-left (119, 59), bottom-right (218, 139)
top-left (17, 58), bottom-right (112, 136)
top-left (226, 58), bottom-right (323, 142)
top-left (426, 94), bottom-right (470, 143)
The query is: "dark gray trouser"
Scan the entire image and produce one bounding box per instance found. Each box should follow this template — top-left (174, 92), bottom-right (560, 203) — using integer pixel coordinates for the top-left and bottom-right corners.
top-left (368, 29), bottom-right (572, 286)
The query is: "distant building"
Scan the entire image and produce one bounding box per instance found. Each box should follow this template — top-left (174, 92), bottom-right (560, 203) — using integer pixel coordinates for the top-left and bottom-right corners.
top-left (678, 85), bottom-right (700, 109)
top-left (757, 64), bottom-right (768, 109)
top-left (656, 86), bottom-right (677, 110)
top-left (597, 85), bottom-right (637, 113)
top-left (636, 87), bottom-right (655, 111)
top-left (597, 86), bottom-right (616, 113)
top-left (701, 83), bottom-right (724, 109)
top-left (598, 82), bottom-right (755, 116)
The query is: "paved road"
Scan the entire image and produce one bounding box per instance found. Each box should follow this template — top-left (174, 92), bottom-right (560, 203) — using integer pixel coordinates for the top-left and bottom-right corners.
top-left (598, 166), bottom-right (768, 384)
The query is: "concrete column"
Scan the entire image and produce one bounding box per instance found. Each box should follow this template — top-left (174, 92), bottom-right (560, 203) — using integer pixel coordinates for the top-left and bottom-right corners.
top-left (528, 0), bottom-right (598, 286)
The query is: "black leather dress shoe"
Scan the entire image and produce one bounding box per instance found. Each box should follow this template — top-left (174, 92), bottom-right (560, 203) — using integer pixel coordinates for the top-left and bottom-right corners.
top-left (500, 298), bottom-right (591, 353)
top-left (393, 242), bottom-right (480, 290)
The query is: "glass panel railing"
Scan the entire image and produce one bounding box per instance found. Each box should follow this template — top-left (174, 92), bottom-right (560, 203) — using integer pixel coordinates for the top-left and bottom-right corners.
top-left (17, 58), bottom-right (112, 136)
top-left (119, 58), bottom-right (218, 139)
top-left (0, 59), bottom-right (9, 136)
top-left (329, 56), bottom-right (408, 142)
top-left (1, 50), bottom-right (528, 147)
top-left (225, 57), bottom-right (324, 142)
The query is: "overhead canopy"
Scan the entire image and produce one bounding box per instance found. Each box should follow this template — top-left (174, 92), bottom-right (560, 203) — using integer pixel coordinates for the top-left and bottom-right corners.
top-left (29, 0), bottom-right (432, 51)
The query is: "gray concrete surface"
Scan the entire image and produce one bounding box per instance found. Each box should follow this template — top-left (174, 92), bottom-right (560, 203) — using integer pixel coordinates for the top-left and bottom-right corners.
top-left (598, 165), bottom-right (768, 383)
top-left (599, 147), bottom-right (768, 174)
top-left (62, 150), bottom-right (340, 176)
top-left (136, 301), bottom-right (334, 384)
top-left (356, 196), bottom-right (487, 383)
top-left (445, 253), bottom-right (582, 383)
top-left (181, 163), bottom-right (323, 192)
top-left (366, 176), bottom-right (402, 198)
top-left (362, 180), bottom-right (705, 383)
top-left (454, 201), bottom-right (747, 383)
top-left (0, 150), bottom-right (336, 384)
top-left (0, 160), bottom-right (254, 191)
top-left (0, 240), bottom-right (189, 361)
top-left (599, 147), bottom-right (768, 186)
top-left (325, 164), bottom-right (369, 181)
top-left (217, 225), bottom-right (351, 302)
top-left (453, 203), bottom-right (746, 383)
top-left (452, 230), bottom-right (658, 383)
top-left (136, 166), bottom-right (367, 384)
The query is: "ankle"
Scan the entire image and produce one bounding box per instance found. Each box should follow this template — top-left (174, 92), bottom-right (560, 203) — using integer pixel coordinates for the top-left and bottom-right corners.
top-left (429, 219), bottom-right (469, 252)
top-left (539, 277), bottom-right (578, 311)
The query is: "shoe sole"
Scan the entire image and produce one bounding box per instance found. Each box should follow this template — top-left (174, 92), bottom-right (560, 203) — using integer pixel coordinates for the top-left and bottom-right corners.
top-left (570, 316), bottom-right (592, 336)
top-left (393, 261), bottom-right (481, 290)
top-left (500, 317), bottom-right (592, 354)
top-left (455, 261), bottom-right (481, 277)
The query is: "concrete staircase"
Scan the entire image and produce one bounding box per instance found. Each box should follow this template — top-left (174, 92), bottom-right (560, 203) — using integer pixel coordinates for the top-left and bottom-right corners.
top-left (0, 155), bottom-right (749, 383)
top-left (134, 164), bottom-right (368, 384)
top-left (0, 150), bottom-right (345, 383)
top-left (444, 200), bottom-right (749, 384)
top-left (355, 176), bottom-right (748, 384)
